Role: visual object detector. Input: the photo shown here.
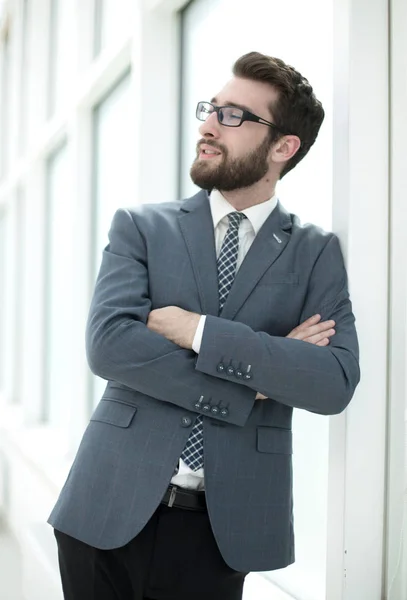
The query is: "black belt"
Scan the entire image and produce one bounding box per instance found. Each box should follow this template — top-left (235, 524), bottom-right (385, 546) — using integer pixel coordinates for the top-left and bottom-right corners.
top-left (161, 484), bottom-right (207, 512)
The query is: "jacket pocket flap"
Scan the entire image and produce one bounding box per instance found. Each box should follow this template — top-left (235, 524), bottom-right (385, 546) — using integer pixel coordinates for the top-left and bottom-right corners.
top-left (258, 272), bottom-right (299, 286)
top-left (257, 427), bottom-right (293, 454)
top-left (90, 399), bottom-right (137, 428)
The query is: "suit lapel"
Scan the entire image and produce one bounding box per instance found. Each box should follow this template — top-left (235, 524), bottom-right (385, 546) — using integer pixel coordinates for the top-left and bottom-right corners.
top-left (220, 201), bottom-right (293, 321)
top-left (177, 191), bottom-right (293, 320)
top-left (177, 190), bottom-right (220, 316)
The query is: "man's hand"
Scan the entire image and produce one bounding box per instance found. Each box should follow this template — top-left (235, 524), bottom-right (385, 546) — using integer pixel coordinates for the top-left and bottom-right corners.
top-left (286, 314), bottom-right (335, 346)
top-left (256, 314), bottom-right (336, 400)
top-left (147, 307), bottom-right (201, 350)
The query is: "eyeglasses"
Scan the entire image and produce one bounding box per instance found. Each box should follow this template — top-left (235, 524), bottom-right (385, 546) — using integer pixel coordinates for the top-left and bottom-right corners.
top-left (196, 101), bottom-right (290, 135)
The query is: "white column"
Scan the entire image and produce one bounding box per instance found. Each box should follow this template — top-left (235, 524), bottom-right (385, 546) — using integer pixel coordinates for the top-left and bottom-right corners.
top-left (327, 0), bottom-right (389, 598)
top-left (385, 0), bottom-right (407, 597)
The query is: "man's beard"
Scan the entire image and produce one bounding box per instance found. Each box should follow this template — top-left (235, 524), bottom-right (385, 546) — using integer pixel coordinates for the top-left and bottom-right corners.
top-left (190, 134), bottom-right (273, 192)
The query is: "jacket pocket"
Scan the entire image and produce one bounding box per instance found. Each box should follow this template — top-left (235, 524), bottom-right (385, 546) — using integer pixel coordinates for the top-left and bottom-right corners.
top-left (90, 399), bottom-right (137, 428)
top-left (257, 273), bottom-right (299, 286)
top-left (256, 426), bottom-right (293, 454)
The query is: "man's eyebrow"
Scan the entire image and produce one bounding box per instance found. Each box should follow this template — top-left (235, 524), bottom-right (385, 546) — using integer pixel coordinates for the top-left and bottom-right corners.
top-left (210, 97), bottom-right (255, 114)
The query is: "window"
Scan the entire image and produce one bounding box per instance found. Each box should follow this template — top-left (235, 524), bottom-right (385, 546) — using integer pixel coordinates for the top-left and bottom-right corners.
top-left (94, 0), bottom-right (133, 57)
top-left (90, 69), bottom-right (134, 408)
top-left (18, 0), bottom-right (29, 154)
top-left (48, 0), bottom-right (74, 117)
top-left (12, 187), bottom-right (24, 404)
top-left (0, 209), bottom-right (7, 389)
top-left (44, 142), bottom-right (76, 428)
top-left (180, 1), bottom-right (333, 597)
top-left (0, 196), bottom-right (21, 404)
top-left (0, 29), bottom-right (10, 179)
top-left (0, 193), bottom-right (20, 402)
top-left (25, 0), bottom-right (49, 146)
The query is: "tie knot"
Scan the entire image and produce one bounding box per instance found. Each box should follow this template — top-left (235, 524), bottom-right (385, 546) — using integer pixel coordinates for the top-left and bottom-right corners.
top-left (227, 211), bottom-right (246, 229)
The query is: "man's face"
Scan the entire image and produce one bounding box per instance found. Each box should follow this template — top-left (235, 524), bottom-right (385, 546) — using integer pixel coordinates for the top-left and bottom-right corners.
top-left (190, 77), bottom-right (280, 192)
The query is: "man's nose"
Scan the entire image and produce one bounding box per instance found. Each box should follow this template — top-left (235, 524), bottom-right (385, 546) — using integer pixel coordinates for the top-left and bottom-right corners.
top-left (199, 111), bottom-right (221, 138)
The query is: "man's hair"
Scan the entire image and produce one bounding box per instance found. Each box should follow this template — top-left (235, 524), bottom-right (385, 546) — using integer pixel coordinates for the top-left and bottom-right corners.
top-left (233, 52), bottom-right (325, 178)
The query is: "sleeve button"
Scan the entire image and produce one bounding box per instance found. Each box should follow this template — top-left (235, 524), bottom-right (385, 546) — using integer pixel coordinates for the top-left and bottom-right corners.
top-left (220, 408), bottom-right (229, 417)
top-left (236, 370), bottom-right (243, 378)
top-left (211, 406), bottom-right (220, 415)
top-left (217, 363), bottom-right (225, 373)
top-left (226, 366), bottom-right (235, 376)
top-left (244, 373), bottom-right (252, 380)
top-left (202, 404), bottom-right (211, 411)
top-left (194, 395), bottom-right (204, 410)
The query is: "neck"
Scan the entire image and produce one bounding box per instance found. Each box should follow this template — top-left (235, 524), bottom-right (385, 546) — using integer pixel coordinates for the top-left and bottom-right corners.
top-left (219, 179), bottom-right (277, 211)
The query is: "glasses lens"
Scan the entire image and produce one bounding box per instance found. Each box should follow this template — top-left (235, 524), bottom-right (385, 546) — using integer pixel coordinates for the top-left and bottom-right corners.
top-left (221, 107), bottom-right (243, 126)
top-left (196, 102), bottom-right (213, 121)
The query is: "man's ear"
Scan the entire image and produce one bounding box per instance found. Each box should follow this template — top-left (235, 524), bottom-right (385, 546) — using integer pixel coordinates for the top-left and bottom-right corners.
top-left (271, 135), bottom-right (302, 165)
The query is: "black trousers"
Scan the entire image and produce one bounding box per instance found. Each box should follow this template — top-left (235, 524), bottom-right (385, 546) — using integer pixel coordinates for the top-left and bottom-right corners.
top-left (54, 503), bottom-right (247, 600)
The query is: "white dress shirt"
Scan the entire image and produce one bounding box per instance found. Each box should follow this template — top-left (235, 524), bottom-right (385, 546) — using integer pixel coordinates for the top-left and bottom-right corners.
top-left (170, 189), bottom-right (278, 490)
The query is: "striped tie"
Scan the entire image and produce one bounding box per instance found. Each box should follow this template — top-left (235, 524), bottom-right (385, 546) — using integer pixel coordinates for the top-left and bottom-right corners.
top-left (180, 211), bottom-right (246, 471)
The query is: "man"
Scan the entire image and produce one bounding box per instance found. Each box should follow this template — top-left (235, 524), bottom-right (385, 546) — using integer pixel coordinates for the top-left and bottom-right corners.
top-left (49, 52), bottom-right (360, 600)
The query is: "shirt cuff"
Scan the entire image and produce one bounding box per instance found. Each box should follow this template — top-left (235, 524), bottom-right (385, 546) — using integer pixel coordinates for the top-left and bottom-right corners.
top-left (192, 315), bottom-right (206, 354)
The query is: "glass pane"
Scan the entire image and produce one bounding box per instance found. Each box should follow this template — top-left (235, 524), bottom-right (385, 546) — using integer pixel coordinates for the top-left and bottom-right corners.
top-left (0, 32), bottom-right (10, 179)
top-left (48, 0), bottom-right (74, 116)
top-left (180, 0), bottom-right (332, 232)
top-left (18, 0), bottom-right (29, 154)
top-left (12, 188), bottom-right (24, 403)
top-left (91, 70), bottom-right (134, 407)
top-left (0, 200), bottom-right (19, 402)
top-left (44, 142), bottom-right (75, 427)
top-left (94, 0), bottom-right (132, 56)
top-left (0, 209), bottom-right (7, 389)
top-left (180, 1), bottom-right (333, 598)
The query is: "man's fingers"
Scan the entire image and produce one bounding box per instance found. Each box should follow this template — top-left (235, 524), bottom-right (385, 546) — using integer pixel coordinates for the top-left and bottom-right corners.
top-left (316, 338), bottom-right (330, 347)
top-left (287, 320), bottom-right (336, 340)
top-left (294, 314), bottom-right (321, 331)
top-left (304, 330), bottom-right (335, 345)
top-left (302, 314), bottom-right (321, 325)
top-left (286, 314), bottom-right (320, 337)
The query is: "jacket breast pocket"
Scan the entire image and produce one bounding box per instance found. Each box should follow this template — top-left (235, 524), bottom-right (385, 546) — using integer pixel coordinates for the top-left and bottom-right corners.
top-left (257, 272), bottom-right (299, 286)
top-left (256, 426), bottom-right (293, 455)
top-left (90, 399), bottom-right (138, 428)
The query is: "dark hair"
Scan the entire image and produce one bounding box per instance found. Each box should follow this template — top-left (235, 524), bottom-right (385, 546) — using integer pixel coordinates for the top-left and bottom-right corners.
top-left (233, 52), bottom-right (325, 178)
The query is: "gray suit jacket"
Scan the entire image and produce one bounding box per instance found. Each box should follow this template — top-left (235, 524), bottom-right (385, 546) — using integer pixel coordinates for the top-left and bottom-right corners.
top-left (48, 190), bottom-right (360, 572)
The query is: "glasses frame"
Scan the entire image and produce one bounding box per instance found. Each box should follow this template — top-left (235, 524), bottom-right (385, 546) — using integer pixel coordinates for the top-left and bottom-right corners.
top-left (196, 101), bottom-right (292, 136)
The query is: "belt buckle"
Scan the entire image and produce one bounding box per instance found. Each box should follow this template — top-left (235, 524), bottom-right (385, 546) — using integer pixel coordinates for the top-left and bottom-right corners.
top-left (168, 485), bottom-right (177, 508)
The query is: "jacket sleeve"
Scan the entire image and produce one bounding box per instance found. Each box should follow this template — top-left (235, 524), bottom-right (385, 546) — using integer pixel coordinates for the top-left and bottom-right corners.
top-left (194, 234), bottom-right (360, 415)
top-left (86, 208), bottom-right (256, 427)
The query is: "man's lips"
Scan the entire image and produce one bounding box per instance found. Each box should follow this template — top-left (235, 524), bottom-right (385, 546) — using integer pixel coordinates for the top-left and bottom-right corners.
top-left (198, 144), bottom-right (222, 159)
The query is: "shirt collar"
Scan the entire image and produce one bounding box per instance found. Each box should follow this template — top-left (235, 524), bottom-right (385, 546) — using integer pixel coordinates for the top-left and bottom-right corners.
top-left (209, 189), bottom-right (278, 235)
